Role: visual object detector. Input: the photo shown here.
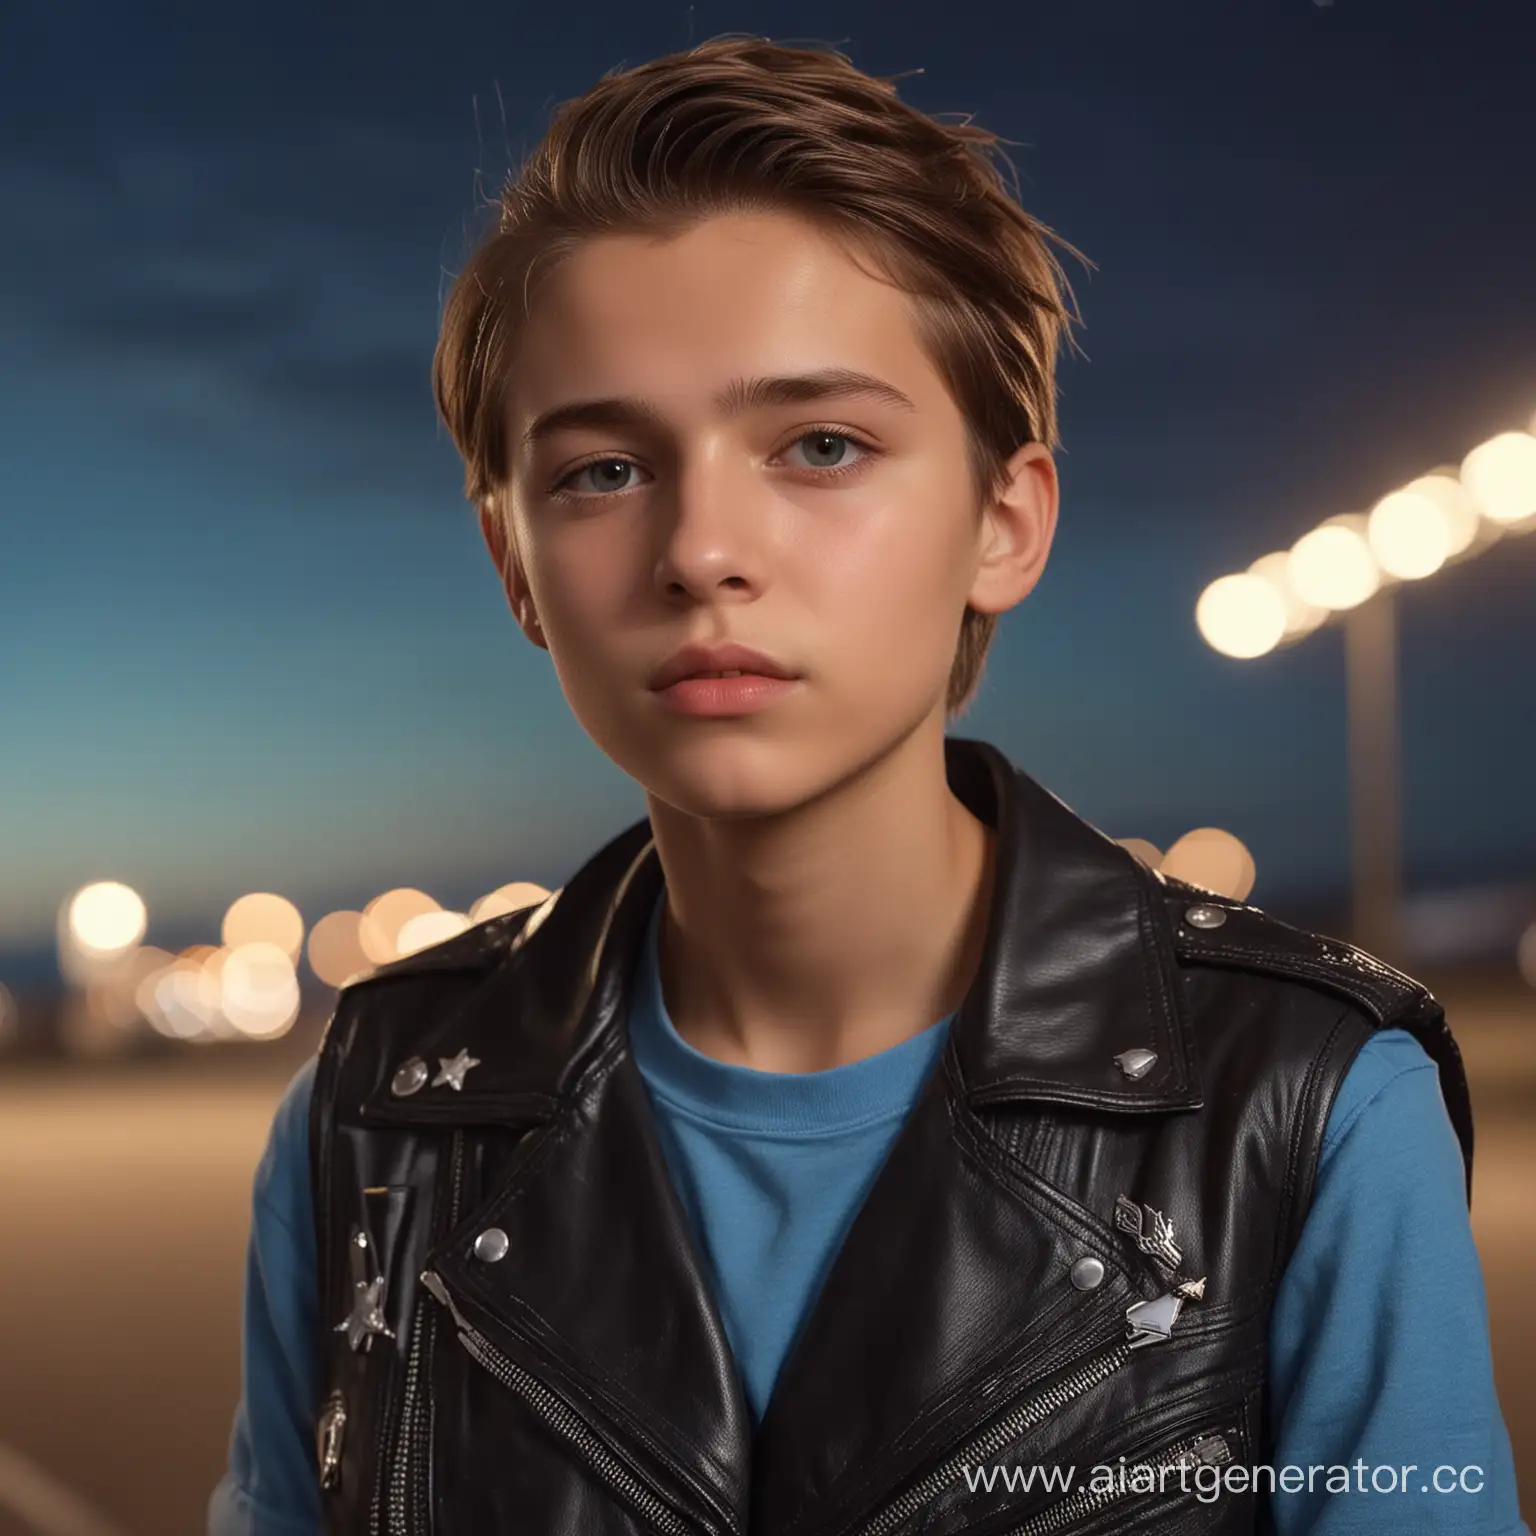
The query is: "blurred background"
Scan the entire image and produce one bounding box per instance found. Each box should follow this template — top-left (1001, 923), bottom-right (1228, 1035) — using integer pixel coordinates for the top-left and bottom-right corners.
top-left (1, 0), bottom-right (1532, 1531)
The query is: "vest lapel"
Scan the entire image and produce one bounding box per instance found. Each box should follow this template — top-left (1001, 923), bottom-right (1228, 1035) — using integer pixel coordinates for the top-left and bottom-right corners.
top-left (409, 838), bottom-right (753, 1536)
top-left (748, 1047), bottom-right (1156, 1536)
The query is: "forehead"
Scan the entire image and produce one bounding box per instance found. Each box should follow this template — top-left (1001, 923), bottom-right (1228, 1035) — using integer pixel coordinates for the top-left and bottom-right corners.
top-left (510, 211), bottom-right (945, 417)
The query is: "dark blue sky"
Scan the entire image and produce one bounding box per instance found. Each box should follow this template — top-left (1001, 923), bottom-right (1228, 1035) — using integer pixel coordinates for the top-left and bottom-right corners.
top-left (2, 0), bottom-right (1533, 958)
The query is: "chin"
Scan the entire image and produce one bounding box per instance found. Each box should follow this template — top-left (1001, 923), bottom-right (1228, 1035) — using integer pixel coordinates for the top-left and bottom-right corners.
top-left (647, 760), bottom-right (819, 824)
top-left (625, 733), bottom-right (838, 824)
top-left (582, 694), bottom-right (927, 823)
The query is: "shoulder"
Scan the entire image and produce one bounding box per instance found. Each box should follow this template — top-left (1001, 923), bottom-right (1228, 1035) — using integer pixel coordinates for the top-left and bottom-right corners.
top-left (1322, 1027), bottom-right (1441, 1155)
top-left (323, 898), bottom-right (550, 1037)
top-left (307, 893), bottom-right (567, 1127)
top-left (1150, 873), bottom-right (1472, 1189)
top-left (252, 1055), bottom-right (320, 1238)
top-left (1155, 873), bottom-right (1442, 1029)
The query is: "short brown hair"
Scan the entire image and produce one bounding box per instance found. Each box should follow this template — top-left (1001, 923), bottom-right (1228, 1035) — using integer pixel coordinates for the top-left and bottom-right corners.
top-left (434, 36), bottom-right (1083, 716)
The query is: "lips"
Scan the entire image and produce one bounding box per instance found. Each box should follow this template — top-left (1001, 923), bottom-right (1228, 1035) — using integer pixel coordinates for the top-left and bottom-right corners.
top-left (649, 642), bottom-right (799, 691)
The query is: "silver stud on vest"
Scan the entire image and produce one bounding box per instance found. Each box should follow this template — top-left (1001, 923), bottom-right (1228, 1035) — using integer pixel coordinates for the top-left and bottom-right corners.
top-left (1183, 904), bottom-right (1228, 930)
top-left (433, 1047), bottom-right (481, 1092)
top-left (474, 1227), bottom-right (510, 1263)
top-left (1069, 1256), bottom-right (1106, 1291)
top-left (391, 1057), bottom-right (429, 1097)
top-left (1113, 1047), bottom-right (1158, 1080)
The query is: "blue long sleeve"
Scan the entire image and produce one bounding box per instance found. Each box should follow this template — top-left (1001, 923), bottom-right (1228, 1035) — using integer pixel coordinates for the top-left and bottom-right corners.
top-left (208, 1057), bottom-right (321, 1536)
top-left (1266, 1029), bottom-right (1526, 1532)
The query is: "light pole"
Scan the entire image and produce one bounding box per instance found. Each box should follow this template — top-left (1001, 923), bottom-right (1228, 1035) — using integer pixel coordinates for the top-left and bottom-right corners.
top-left (1194, 423), bottom-right (1536, 964)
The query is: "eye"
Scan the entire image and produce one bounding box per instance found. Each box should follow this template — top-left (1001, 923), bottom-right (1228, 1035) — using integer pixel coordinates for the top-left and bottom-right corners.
top-left (555, 458), bottom-right (651, 496)
top-left (782, 431), bottom-right (868, 472)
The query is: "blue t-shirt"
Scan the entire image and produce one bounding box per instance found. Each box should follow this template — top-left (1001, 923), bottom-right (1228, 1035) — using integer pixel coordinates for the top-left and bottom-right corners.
top-left (208, 894), bottom-right (1527, 1534)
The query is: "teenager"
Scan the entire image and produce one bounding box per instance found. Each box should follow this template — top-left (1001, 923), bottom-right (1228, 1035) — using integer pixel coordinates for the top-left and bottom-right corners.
top-left (209, 37), bottom-right (1525, 1535)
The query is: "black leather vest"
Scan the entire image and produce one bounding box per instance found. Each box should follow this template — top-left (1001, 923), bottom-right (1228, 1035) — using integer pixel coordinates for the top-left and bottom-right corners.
top-left (309, 736), bottom-right (1471, 1535)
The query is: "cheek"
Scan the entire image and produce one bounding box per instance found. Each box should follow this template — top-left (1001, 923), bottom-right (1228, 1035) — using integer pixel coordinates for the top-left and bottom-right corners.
top-left (811, 481), bottom-right (976, 639)
top-left (527, 531), bottom-right (628, 644)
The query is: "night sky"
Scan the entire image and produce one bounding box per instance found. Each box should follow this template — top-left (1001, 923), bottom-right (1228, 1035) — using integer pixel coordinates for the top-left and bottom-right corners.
top-left (2, 0), bottom-right (1533, 966)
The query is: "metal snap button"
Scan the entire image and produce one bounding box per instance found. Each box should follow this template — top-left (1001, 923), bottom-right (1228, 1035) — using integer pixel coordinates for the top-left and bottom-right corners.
top-left (1113, 1047), bottom-right (1158, 1080)
top-left (391, 1057), bottom-right (430, 1096)
top-left (1070, 1256), bottom-right (1106, 1291)
top-left (1184, 904), bottom-right (1227, 930)
top-left (473, 1228), bottom-right (510, 1263)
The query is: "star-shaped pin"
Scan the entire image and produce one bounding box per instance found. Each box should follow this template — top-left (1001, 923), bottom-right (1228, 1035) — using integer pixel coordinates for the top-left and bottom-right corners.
top-left (335, 1276), bottom-right (395, 1352)
top-left (433, 1047), bottom-right (481, 1091)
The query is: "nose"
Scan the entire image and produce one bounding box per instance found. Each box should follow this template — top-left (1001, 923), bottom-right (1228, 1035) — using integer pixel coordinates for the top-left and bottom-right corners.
top-left (652, 442), bottom-right (772, 604)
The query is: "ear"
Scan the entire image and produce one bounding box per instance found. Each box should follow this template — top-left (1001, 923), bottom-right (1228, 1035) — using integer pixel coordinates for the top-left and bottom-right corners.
top-left (966, 442), bottom-right (1059, 617)
top-left (478, 499), bottom-right (549, 652)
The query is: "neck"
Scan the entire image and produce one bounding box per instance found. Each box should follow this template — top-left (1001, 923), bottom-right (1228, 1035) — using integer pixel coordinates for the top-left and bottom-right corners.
top-left (645, 721), bottom-right (996, 1074)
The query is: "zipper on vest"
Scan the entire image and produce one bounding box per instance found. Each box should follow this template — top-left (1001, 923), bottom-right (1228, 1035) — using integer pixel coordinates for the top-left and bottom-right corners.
top-left (997, 1428), bottom-right (1234, 1536)
top-left (849, 1338), bottom-right (1138, 1536)
top-left (378, 1130), bottom-right (467, 1536)
top-left (847, 1270), bottom-right (1207, 1536)
top-left (419, 1266), bottom-right (699, 1536)
top-left (384, 1305), bottom-right (429, 1534)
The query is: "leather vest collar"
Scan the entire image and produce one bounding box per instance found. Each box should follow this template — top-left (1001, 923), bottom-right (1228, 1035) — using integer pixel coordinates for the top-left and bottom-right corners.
top-left (355, 736), bottom-right (1203, 1128)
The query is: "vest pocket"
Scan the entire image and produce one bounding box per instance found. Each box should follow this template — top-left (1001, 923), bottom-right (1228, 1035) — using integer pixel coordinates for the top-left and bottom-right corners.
top-left (845, 1333), bottom-right (1139, 1536)
top-left (988, 1425), bottom-right (1238, 1535)
top-left (936, 1403), bottom-right (1249, 1536)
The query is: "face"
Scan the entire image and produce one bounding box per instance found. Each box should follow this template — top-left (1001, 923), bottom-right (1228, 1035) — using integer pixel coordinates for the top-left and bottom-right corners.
top-left (483, 209), bottom-right (1057, 821)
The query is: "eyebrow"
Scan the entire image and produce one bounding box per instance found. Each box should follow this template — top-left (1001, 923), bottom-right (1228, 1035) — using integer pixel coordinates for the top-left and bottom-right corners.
top-left (521, 367), bottom-right (917, 448)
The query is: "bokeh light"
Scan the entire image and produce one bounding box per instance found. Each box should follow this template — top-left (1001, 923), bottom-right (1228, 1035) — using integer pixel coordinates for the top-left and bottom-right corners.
top-left (1247, 552), bottom-right (1328, 641)
top-left (1195, 572), bottom-right (1287, 659)
top-left (129, 947), bottom-right (178, 1035)
top-left (1518, 921), bottom-right (1536, 991)
top-left (470, 882), bottom-right (554, 922)
top-left (1161, 827), bottom-right (1257, 901)
top-left (222, 893), bottom-right (305, 963)
top-left (1286, 522), bottom-right (1381, 611)
top-left (221, 942), bottom-right (301, 1038)
top-left (307, 910), bottom-right (384, 988)
top-left (67, 881), bottom-right (147, 958)
top-left (361, 888), bottom-right (441, 965)
top-left (154, 960), bottom-right (222, 1040)
top-left (1404, 473), bottom-right (1481, 559)
top-left (1367, 487), bottom-right (1451, 580)
top-left (1115, 838), bottom-right (1163, 868)
top-left (396, 910), bottom-right (472, 956)
top-left (1461, 431), bottom-right (1536, 525)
